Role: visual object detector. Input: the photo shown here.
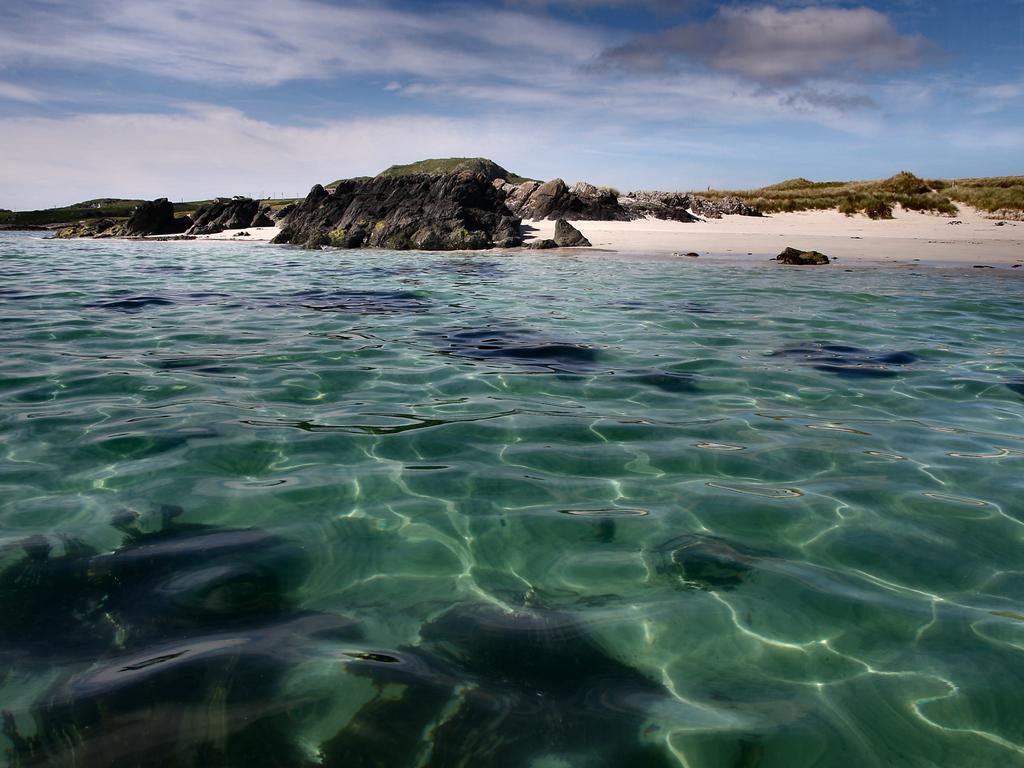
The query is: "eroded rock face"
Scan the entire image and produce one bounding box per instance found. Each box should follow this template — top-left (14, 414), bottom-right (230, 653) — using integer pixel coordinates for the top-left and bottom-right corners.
top-left (553, 219), bottom-right (591, 247)
top-left (272, 172), bottom-right (522, 250)
top-left (620, 191), bottom-right (699, 223)
top-left (504, 179), bottom-right (631, 221)
top-left (187, 197), bottom-right (274, 235)
top-left (124, 198), bottom-right (192, 236)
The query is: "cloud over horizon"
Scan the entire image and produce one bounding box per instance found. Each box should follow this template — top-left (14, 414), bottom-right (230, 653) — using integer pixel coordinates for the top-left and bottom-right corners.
top-left (601, 5), bottom-right (933, 84)
top-left (0, 0), bottom-right (1019, 208)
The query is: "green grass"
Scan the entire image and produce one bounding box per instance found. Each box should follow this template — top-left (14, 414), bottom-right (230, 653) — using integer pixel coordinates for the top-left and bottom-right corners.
top-left (693, 172), bottom-right (985, 218)
top-left (944, 176), bottom-right (1024, 214)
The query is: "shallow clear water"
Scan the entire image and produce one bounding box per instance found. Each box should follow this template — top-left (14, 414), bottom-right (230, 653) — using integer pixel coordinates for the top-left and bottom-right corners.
top-left (2, 232), bottom-right (1023, 767)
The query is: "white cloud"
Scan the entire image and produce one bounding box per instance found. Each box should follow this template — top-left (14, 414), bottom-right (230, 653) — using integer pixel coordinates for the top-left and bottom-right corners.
top-left (0, 80), bottom-right (42, 103)
top-left (0, 105), bottom-right (564, 209)
top-left (0, 0), bottom-right (603, 86)
top-left (602, 5), bottom-right (931, 84)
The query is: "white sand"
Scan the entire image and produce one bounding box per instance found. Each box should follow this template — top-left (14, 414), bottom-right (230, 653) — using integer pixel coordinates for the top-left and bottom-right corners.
top-left (522, 206), bottom-right (1023, 266)
top-left (194, 226), bottom-right (280, 241)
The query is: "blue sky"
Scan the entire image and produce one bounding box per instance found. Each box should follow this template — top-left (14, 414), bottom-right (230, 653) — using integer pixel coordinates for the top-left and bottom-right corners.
top-left (1, 0), bottom-right (1022, 209)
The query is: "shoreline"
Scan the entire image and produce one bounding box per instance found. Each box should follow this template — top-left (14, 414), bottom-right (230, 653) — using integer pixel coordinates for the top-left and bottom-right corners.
top-left (14, 205), bottom-right (1022, 268)
top-left (522, 205), bottom-right (1024, 267)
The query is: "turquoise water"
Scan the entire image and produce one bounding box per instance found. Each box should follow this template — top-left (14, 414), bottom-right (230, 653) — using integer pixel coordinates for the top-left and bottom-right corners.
top-left (2, 232), bottom-right (1023, 767)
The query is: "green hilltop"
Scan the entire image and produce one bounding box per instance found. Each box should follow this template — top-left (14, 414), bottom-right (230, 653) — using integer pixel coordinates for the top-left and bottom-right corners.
top-left (326, 157), bottom-right (538, 189)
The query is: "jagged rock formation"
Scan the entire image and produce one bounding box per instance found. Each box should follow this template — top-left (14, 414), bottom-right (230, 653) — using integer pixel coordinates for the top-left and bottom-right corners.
top-left (554, 219), bottom-right (591, 247)
top-left (186, 197), bottom-right (274, 235)
top-left (619, 191), bottom-right (760, 221)
top-left (124, 198), bottom-right (192, 236)
top-left (776, 247), bottom-right (830, 265)
top-left (619, 192), bottom-right (699, 223)
top-left (498, 179), bottom-right (762, 222)
top-left (498, 179), bottom-right (631, 221)
top-left (273, 172), bottom-right (522, 250)
top-left (53, 218), bottom-right (127, 239)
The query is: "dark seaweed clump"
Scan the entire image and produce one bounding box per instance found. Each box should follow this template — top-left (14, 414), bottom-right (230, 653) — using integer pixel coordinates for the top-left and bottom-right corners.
top-left (323, 603), bottom-right (678, 767)
top-left (83, 295), bottom-right (177, 313)
top-left (651, 534), bottom-right (764, 591)
top-left (286, 289), bottom-right (431, 315)
top-left (0, 506), bottom-right (359, 768)
top-left (427, 323), bottom-right (603, 373)
top-left (771, 343), bottom-right (920, 378)
top-left (1, 510), bottom-right (683, 767)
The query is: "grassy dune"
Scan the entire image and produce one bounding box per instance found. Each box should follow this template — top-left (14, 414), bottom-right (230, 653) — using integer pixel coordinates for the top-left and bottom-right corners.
top-left (694, 172), bottom-right (1024, 219)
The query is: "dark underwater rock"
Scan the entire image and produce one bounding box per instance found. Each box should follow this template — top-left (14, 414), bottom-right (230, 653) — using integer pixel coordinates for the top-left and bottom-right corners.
top-left (273, 172), bottom-right (522, 250)
top-left (650, 534), bottom-right (763, 590)
top-left (554, 219), bottom-right (591, 247)
top-left (771, 342), bottom-right (919, 378)
top-left (322, 603), bottom-right (678, 768)
top-left (124, 198), bottom-right (192, 236)
top-left (776, 247), bottom-right (830, 265)
top-left (426, 324), bottom-right (603, 374)
top-left (0, 508), bottom-right (358, 768)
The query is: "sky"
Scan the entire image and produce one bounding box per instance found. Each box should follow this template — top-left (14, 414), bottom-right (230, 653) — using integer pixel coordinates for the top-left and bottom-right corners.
top-left (0, 0), bottom-right (1022, 209)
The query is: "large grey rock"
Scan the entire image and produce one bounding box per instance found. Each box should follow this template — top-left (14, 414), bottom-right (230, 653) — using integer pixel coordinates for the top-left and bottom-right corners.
top-left (187, 197), bottom-right (267, 235)
top-left (272, 171), bottom-right (522, 250)
top-left (554, 219), bottom-right (591, 247)
top-left (124, 198), bottom-right (191, 236)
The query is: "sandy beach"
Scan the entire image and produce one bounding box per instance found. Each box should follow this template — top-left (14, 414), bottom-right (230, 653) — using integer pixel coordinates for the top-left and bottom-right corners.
top-left (523, 205), bottom-right (1023, 266)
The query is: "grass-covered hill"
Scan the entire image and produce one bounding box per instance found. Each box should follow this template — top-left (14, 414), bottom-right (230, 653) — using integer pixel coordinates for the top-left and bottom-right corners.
top-left (0, 197), bottom-right (302, 229)
top-left (694, 172), bottom-right (1024, 219)
top-left (326, 157), bottom-right (538, 189)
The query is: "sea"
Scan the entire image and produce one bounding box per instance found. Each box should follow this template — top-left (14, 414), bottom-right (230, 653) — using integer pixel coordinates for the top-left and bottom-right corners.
top-left (1, 231), bottom-right (1023, 767)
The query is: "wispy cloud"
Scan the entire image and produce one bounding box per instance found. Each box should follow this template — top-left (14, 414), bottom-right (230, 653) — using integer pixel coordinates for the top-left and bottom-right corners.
top-left (0, 105), bottom-right (563, 209)
top-left (601, 5), bottom-right (933, 84)
top-left (0, 0), bottom-right (602, 86)
top-left (0, 80), bottom-right (43, 103)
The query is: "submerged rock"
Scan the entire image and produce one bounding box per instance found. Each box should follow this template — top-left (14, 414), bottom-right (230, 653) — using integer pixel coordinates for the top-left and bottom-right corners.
top-left (776, 247), bottom-right (830, 265)
top-left (1, 507), bottom-right (358, 768)
top-left (322, 603), bottom-right (678, 768)
top-left (554, 219), bottom-right (591, 247)
top-left (273, 172), bottom-right (522, 250)
top-left (771, 342), bottom-right (919, 378)
top-left (650, 534), bottom-right (763, 591)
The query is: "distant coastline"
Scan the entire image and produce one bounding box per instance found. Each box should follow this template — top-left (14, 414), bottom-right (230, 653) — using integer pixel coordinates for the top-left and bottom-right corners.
top-left (2, 158), bottom-right (1021, 267)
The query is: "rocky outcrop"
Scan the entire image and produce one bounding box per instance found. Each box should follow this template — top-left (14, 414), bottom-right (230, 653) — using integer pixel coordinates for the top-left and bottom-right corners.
top-left (499, 180), bottom-right (762, 223)
top-left (124, 198), bottom-right (192, 236)
top-left (619, 192), bottom-right (699, 223)
top-left (186, 197), bottom-right (274, 235)
top-left (554, 219), bottom-right (591, 247)
top-left (691, 196), bottom-right (761, 219)
top-left (620, 191), bottom-right (761, 221)
top-left (53, 218), bottom-right (127, 239)
top-left (776, 247), bottom-right (830, 265)
top-left (499, 179), bottom-right (631, 221)
top-left (273, 172), bottom-right (522, 250)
